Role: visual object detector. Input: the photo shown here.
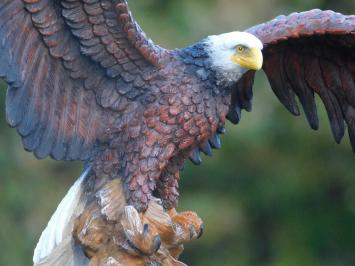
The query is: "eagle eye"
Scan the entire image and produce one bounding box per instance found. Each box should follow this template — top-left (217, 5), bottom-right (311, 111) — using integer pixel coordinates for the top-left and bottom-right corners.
top-left (236, 45), bottom-right (246, 52)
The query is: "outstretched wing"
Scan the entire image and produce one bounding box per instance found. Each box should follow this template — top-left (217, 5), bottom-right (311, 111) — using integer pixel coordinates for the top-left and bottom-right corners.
top-left (0, 0), bottom-right (165, 160)
top-left (229, 10), bottom-right (355, 150)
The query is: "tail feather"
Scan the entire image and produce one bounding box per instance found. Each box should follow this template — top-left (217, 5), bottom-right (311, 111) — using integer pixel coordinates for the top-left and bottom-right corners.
top-left (33, 168), bottom-right (91, 266)
top-left (34, 236), bottom-right (90, 266)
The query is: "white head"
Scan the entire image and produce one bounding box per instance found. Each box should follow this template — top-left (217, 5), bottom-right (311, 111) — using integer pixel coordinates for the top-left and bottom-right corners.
top-left (206, 31), bottom-right (263, 81)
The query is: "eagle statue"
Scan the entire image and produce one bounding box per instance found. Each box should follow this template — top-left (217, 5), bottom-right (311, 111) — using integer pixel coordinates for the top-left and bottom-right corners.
top-left (0, 0), bottom-right (354, 265)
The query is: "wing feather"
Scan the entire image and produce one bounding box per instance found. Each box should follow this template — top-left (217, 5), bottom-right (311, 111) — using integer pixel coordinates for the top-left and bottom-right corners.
top-left (0, 0), bottom-right (165, 160)
top-left (283, 46), bottom-right (319, 129)
top-left (265, 48), bottom-right (300, 116)
top-left (233, 10), bottom-right (355, 151)
top-left (61, 0), bottom-right (166, 78)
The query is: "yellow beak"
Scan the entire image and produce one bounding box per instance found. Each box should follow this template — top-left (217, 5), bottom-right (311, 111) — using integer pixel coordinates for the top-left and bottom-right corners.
top-left (231, 47), bottom-right (263, 71)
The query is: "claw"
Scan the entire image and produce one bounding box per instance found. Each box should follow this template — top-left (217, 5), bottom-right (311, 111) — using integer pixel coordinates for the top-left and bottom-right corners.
top-left (143, 223), bottom-right (149, 236)
top-left (197, 223), bottom-right (204, 239)
top-left (121, 206), bottom-right (161, 256)
top-left (152, 235), bottom-right (161, 253)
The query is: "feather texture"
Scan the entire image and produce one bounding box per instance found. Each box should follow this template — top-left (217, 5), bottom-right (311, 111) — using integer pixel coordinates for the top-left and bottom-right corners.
top-left (232, 10), bottom-right (355, 150)
top-left (33, 168), bottom-right (90, 265)
top-left (0, 0), bottom-right (165, 161)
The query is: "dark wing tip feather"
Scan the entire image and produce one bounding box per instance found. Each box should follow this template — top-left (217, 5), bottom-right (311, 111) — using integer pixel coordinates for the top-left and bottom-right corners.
top-left (227, 70), bottom-right (255, 125)
top-left (233, 10), bottom-right (355, 151)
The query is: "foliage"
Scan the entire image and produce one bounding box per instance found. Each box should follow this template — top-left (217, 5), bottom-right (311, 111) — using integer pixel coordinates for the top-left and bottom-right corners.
top-left (0, 0), bottom-right (354, 265)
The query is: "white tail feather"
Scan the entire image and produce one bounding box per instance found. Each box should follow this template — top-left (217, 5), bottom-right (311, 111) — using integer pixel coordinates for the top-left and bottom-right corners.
top-left (33, 168), bottom-right (90, 265)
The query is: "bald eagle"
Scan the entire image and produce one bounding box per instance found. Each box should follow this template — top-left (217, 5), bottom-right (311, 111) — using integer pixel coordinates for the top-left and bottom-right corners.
top-left (0, 0), bottom-right (354, 264)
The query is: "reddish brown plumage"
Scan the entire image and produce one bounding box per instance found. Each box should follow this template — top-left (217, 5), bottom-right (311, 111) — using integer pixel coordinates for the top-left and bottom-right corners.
top-left (0, 1), bottom-right (354, 211)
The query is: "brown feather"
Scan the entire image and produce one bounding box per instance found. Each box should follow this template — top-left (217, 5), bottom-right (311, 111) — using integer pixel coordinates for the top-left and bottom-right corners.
top-left (240, 9), bottom-right (355, 150)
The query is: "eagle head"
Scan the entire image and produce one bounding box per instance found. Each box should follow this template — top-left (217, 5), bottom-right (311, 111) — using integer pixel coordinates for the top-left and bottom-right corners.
top-left (206, 31), bottom-right (263, 82)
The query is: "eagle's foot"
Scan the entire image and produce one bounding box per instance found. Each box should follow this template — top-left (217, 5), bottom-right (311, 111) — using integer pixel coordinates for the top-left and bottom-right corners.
top-left (120, 206), bottom-right (161, 256)
top-left (167, 209), bottom-right (204, 243)
top-left (123, 198), bottom-right (203, 263)
top-left (73, 179), bottom-right (203, 266)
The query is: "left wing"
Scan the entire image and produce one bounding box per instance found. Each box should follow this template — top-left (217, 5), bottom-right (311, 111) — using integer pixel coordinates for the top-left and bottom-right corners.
top-left (0, 0), bottom-right (166, 161)
top-left (229, 10), bottom-right (355, 150)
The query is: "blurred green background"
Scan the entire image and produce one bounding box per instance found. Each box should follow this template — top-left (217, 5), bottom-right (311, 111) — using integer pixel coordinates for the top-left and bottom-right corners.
top-left (1, 0), bottom-right (355, 265)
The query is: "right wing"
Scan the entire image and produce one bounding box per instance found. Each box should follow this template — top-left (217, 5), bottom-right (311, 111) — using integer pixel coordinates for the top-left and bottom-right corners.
top-left (229, 10), bottom-right (355, 150)
top-left (0, 0), bottom-right (166, 160)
